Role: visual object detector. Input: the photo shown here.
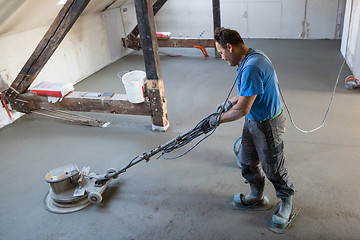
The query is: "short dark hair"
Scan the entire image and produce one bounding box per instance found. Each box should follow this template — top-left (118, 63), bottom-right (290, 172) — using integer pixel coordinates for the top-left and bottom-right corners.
top-left (214, 27), bottom-right (244, 48)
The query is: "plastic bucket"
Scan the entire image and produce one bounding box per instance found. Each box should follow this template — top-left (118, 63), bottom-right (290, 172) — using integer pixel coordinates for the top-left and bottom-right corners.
top-left (120, 70), bottom-right (146, 103)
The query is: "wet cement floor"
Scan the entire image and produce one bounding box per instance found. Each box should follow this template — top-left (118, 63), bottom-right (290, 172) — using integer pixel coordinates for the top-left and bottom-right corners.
top-left (1, 39), bottom-right (360, 240)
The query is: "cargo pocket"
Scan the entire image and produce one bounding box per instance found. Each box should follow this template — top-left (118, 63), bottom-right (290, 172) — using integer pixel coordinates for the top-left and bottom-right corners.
top-left (258, 122), bottom-right (276, 152)
top-left (264, 141), bottom-right (284, 158)
top-left (271, 115), bottom-right (286, 146)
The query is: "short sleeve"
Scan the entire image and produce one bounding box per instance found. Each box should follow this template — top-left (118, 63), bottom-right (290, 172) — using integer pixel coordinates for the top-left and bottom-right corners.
top-left (238, 65), bottom-right (264, 97)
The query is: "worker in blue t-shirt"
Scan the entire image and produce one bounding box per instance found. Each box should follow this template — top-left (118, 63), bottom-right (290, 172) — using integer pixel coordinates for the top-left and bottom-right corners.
top-left (210, 27), bottom-right (295, 229)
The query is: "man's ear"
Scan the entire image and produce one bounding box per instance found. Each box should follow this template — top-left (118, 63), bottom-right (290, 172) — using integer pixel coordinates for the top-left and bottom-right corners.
top-left (227, 43), bottom-right (233, 52)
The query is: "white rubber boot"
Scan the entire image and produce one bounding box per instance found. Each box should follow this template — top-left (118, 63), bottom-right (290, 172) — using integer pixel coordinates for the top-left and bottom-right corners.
top-left (233, 179), bottom-right (271, 210)
top-left (241, 181), bottom-right (264, 205)
top-left (271, 196), bottom-right (293, 226)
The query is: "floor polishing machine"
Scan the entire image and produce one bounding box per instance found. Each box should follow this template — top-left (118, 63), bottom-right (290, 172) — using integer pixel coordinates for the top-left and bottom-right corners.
top-left (44, 112), bottom-right (218, 214)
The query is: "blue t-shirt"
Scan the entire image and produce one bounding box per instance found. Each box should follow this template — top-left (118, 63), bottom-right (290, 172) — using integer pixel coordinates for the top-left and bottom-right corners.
top-left (237, 49), bottom-right (283, 121)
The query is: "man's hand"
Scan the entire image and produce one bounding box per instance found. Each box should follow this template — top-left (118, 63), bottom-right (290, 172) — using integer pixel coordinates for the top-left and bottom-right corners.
top-left (209, 112), bottom-right (221, 128)
top-left (216, 100), bottom-right (233, 113)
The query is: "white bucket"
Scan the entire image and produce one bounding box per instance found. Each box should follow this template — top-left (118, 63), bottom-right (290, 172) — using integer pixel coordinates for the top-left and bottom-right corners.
top-left (120, 70), bottom-right (146, 103)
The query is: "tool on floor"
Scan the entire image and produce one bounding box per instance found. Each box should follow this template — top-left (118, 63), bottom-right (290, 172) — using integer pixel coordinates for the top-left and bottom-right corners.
top-left (44, 163), bottom-right (115, 213)
top-left (344, 75), bottom-right (360, 90)
top-left (194, 30), bottom-right (209, 57)
top-left (32, 109), bottom-right (109, 127)
top-left (194, 45), bottom-right (209, 57)
top-left (43, 111), bottom-right (220, 213)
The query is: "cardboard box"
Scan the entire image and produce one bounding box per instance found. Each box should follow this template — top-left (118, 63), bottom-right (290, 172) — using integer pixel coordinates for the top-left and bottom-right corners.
top-left (30, 81), bottom-right (74, 97)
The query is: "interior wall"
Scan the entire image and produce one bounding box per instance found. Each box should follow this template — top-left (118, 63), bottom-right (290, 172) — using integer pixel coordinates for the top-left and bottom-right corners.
top-left (153, 0), bottom-right (345, 39)
top-left (341, 0), bottom-right (360, 79)
top-left (0, 11), bottom-right (127, 88)
top-left (0, 8), bottom-right (129, 126)
top-left (0, 0), bottom-right (127, 38)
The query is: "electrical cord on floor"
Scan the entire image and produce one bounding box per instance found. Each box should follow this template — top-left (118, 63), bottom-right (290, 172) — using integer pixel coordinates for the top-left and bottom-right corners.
top-left (278, 59), bottom-right (346, 133)
top-left (253, 49), bottom-right (350, 134)
top-left (280, 0), bottom-right (355, 133)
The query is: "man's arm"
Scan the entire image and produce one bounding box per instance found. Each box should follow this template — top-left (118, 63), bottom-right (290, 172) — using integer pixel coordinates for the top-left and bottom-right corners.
top-left (228, 95), bottom-right (239, 106)
top-left (219, 95), bottom-right (257, 123)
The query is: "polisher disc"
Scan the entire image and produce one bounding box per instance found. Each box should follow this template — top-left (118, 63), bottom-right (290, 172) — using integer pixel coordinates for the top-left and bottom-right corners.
top-left (44, 191), bottom-right (91, 214)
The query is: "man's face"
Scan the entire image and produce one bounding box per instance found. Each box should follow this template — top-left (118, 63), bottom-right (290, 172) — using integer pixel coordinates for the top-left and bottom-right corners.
top-left (215, 42), bottom-right (237, 67)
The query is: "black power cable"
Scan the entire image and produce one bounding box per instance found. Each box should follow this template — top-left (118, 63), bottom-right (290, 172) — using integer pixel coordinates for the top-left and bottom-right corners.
top-left (95, 68), bottom-right (242, 185)
top-left (159, 68), bottom-right (242, 160)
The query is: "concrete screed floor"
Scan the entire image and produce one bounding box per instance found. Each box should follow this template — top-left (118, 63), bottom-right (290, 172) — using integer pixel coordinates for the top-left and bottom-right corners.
top-left (1, 39), bottom-right (360, 240)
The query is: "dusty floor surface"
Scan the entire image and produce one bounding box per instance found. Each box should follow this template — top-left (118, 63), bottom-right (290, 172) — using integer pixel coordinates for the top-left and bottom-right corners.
top-left (1, 40), bottom-right (360, 240)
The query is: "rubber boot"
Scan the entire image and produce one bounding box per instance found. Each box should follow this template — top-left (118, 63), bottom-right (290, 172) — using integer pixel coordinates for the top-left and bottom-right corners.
top-left (271, 196), bottom-right (293, 227)
top-left (241, 180), bottom-right (264, 205)
top-left (234, 178), bottom-right (266, 207)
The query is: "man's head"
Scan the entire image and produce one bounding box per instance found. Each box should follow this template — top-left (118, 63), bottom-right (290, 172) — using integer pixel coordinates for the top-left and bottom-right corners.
top-left (214, 27), bottom-right (246, 67)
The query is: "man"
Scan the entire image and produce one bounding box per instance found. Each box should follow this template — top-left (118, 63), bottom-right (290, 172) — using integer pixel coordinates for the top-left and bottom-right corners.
top-left (211, 27), bottom-right (295, 228)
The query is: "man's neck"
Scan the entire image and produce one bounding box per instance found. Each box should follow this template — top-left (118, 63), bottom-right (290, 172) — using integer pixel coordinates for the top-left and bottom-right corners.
top-left (237, 46), bottom-right (250, 67)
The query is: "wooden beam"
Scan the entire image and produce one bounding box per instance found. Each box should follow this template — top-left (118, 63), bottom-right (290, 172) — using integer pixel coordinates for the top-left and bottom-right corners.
top-left (127, 38), bottom-right (215, 50)
top-left (135, 0), bottom-right (168, 130)
top-left (16, 91), bottom-right (151, 116)
top-left (212, 0), bottom-right (221, 58)
top-left (158, 38), bottom-right (215, 48)
top-left (124, 0), bottom-right (167, 50)
top-left (135, 0), bottom-right (162, 80)
top-left (6, 0), bottom-right (90, 98)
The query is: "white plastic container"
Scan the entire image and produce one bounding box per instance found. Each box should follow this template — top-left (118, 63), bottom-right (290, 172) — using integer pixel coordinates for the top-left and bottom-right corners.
top-left (120, 70), bottom-right (146, 103)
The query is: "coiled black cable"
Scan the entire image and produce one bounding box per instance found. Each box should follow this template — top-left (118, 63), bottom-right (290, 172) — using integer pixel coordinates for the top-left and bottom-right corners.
top-left (159, 69), bottom-right (241, 160)
top-left (159, 113), bottom-right (218, 159)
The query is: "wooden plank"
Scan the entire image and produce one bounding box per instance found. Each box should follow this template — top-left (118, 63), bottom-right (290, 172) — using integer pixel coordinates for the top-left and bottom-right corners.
top-left (16, 91), bottom-right (151, 116)
top-left (135, 0), bottom-right (168, 129)
top-left (8, 0), bottom-right (90, 97)
top-left (212, 0), bottom-right (221, 58)
top-left (128, 38), bottom-right (215, 49)
top-left (124, 0), bottom-right (167, 49)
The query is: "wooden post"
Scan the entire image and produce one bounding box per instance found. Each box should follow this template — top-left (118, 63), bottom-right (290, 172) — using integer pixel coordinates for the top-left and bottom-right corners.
top-left (212, 0), bottom-right (221, 58)
top-left (134, 0), bottom-right (169, 131)
top-left (5, 0), bottom-right (90, 99)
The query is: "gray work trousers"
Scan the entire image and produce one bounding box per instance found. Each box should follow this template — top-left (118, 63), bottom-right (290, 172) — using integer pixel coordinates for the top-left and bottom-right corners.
top-left (241, 111), bottom-right (295, 198)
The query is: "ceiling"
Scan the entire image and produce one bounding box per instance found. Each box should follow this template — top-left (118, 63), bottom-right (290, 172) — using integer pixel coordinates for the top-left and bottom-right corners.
top-left (0, 0), bottom-right (128, 37)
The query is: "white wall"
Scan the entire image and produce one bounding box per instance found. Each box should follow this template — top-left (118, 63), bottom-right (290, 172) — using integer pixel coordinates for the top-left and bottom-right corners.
top-left (341, 0), bottom-right (360, 79)
top-left (0, 9), bottom-right (129, 126)
top-left (153, 0), bottom-right (345, 39)
top-left (0, 11), bottom-right (128, 88)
